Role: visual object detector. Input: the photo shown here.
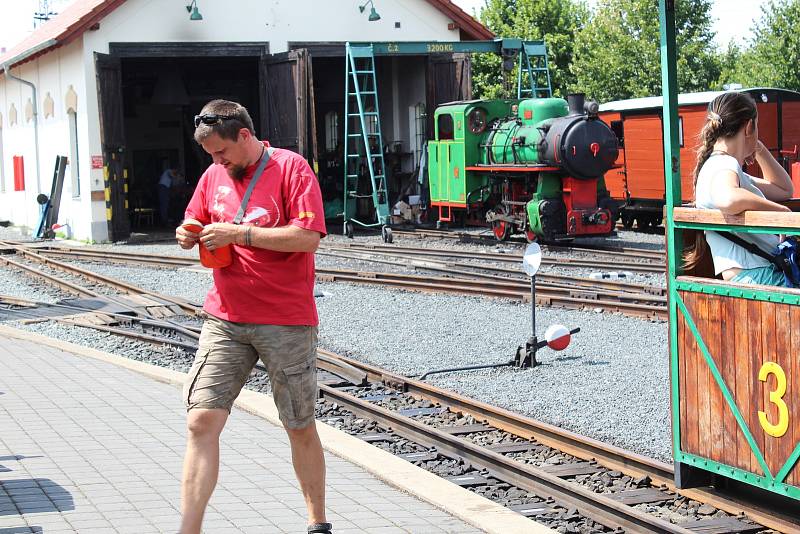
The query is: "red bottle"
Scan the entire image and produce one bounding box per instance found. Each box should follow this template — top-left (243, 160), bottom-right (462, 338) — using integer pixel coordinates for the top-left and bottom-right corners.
top-left (182, 220), bottom-right (232, 269)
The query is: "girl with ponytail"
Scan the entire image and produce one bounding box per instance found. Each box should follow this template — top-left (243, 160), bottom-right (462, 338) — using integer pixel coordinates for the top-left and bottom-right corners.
top-left (684, 91), bottom-right (794, 285)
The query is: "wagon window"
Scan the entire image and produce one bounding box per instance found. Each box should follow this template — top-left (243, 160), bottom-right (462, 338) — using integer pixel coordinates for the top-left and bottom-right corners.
top-left (610, 120), bottom-right (624, 148)
top-left (437, 113), bottom-right (454, 140)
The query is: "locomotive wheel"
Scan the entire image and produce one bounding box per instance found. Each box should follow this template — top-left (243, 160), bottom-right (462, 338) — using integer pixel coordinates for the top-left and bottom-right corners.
top-left (492, 220), bottom-right (511, 241)
top-left (621, 213), bottom-right (635, 229)
top-left (344, 221), bottom-right (354, 239)
top-left (525, 229), bottom-right (537, 243)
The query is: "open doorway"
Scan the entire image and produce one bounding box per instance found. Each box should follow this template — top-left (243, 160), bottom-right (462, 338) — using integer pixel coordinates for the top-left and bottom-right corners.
top-left (120, 55), bottom-right (261, 230)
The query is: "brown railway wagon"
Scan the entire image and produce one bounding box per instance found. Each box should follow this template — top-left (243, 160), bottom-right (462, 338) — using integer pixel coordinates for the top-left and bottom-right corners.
top-left (599, 88), bottom-right (800, 229)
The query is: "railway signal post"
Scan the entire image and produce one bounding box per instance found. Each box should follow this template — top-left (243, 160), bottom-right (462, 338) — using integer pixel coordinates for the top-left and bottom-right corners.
top-left (516, 242), bottom-right (580, 368)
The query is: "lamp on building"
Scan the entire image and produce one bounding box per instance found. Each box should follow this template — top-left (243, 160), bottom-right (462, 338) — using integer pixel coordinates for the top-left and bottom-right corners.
top-left (359, 0), bottom-right (381, 21)
top-left (185, 0), bottom-right (203, 20)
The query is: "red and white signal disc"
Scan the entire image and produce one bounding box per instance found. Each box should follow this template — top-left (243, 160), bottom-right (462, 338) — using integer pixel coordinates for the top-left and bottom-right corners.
top-left (544, 324), bottom-right (571, 351)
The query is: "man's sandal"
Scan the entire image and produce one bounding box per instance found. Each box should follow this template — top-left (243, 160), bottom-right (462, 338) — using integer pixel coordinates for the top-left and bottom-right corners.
top-left (307, 523), bottom-right (333, 534)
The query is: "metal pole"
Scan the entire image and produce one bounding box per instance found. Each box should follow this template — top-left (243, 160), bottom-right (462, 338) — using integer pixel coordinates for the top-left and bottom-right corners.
top-left (531, 274), bottom-right (536, 342)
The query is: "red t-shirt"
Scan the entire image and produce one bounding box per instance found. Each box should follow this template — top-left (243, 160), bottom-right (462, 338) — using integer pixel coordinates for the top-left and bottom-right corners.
top-left (185, 142), bottom-right (327, 325)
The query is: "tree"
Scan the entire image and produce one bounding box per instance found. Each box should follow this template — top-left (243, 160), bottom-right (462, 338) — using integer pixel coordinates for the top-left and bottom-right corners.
top-left (473, 0), bottom-right (589, 99)
top-left (723, 0), bottom-right (800, 91)
top-left (715, 42), bottom-right (743, 90)
top-left (570, 0), bottom-right (720, 103)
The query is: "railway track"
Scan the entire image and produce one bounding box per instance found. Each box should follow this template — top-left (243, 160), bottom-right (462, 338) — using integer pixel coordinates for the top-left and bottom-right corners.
top-left (325, 241), bottom-right (666, 274)
top-left (1, 292), bottom-right (794, 532)
top-left (390, 228), bottom-right (666, 262)
top-left (1, 243), bottom-right (667, 319)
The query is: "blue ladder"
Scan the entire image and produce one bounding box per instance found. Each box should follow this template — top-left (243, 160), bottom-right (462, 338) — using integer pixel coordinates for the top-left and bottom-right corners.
top-left (517, 41), bottom-right (552, 99)
top-left (343, 42), bottom-right (392, 242)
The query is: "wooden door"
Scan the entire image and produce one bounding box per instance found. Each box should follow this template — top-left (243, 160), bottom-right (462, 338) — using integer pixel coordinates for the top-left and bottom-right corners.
top-left (426, 53), bottom-right (471, 141)
top-left (260, 49), bottom-right (317, 167)
top-left (95, 52), bottom-right (130, 241)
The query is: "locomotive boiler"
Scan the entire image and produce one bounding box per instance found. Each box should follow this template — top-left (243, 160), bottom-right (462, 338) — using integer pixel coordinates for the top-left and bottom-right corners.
top-left (428, 94), bottom-right (620, 241)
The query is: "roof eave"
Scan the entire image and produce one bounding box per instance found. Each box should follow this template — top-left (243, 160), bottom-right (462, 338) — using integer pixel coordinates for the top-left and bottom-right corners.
top-left (1, 39), bottom-right (60, 75)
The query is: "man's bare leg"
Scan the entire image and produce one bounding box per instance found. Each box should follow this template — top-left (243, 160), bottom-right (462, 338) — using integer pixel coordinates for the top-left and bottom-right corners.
top-left (180, 408), bottom-right (229, 534)
top-left (286, 423), bottom-right (327, 525)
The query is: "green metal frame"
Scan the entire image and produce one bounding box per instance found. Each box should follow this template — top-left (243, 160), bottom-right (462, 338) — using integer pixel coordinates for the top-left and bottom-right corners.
top-left (341, 39), bottom-right (550, 230)
top-left (659, 0), bottom-right (799, 499)
top-left (350, 39), bottom-right (543, 56)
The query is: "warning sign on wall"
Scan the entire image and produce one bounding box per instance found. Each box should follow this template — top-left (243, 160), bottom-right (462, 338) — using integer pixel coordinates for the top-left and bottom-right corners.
top-left (91, 155), bottom-right (104, 169)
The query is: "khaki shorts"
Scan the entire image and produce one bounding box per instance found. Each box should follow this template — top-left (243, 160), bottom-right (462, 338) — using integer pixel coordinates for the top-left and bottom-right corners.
top-left (183, 314), bottom-right (318, 429)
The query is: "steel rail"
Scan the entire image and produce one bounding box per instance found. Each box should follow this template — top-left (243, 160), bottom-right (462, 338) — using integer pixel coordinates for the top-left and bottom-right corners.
top-left (30, 247), bottom-right (198, 268)
top-left (316, 268), bottom-right (667, 319)
top-left (390, 230), bottom-right (666, 261)
top-left (318, 349), bottom-right (673, 481)
top-left (316, 265), bottom-right (666, 304)
top-left (10, 247), bottom-right (199, 315)
top-left (317, 249), bottom-right (665, 296)
top-left (19, 246), bottom-right (666, 317)
top-left (324, 243), bottom-right (665, 273)
top-left (34, 246), bottom-right (664, 297)
top-left (318, 382), bottom-right (692, 533)
top-left (0, 255), bottom-right (106, 298)
top-left (317, 350), bottom-right (799, 533)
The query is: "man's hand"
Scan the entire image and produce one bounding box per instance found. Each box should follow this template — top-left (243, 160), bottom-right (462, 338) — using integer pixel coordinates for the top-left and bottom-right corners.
top-left (176, 223), bottom-right (200, 250)
top-left (199, 223), bottom-right (243, 251)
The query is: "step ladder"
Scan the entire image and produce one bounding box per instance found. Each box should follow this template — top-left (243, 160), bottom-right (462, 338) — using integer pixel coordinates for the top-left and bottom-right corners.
top-left (517, 41), bottom-right (552, 99)
top-left (343, 42), bottom-right (392, 242)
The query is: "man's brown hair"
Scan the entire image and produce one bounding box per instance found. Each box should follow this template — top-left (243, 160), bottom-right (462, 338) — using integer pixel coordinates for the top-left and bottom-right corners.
top-left (193, 99), bottom-right (255, 143)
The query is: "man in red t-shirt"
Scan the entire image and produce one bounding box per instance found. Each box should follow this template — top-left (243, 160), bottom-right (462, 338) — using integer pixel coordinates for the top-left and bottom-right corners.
top-left (175, 100), bottom-right (331, 534)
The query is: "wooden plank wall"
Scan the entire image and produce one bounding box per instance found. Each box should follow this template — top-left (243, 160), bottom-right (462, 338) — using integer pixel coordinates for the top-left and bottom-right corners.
top-left (678, 291), bottom-right (799, 488)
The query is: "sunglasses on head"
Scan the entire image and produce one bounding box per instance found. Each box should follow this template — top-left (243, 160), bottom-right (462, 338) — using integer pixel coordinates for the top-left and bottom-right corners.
top-left (194, 114), bottom-right (236, 128)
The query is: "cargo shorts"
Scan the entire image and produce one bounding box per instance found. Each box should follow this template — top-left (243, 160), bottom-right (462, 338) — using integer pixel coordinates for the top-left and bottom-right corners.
top-left (183, 314), bottom-right (318, 429)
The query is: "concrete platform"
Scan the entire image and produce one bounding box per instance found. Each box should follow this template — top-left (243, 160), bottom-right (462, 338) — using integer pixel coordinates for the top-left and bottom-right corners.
top-left (0, 326), bottom-right (551, 534)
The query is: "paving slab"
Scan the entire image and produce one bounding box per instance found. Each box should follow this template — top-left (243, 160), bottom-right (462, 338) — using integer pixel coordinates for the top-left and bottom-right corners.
top-left (0, 326), bottom-right (553, 533)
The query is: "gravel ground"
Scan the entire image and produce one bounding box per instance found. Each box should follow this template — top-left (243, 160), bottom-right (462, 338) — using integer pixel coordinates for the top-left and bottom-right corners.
top-left (1, 224), bottom-right (672, 462)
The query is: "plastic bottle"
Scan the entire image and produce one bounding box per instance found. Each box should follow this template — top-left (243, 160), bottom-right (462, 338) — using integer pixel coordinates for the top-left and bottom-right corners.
top-left (181, 220), bottom-right (232, 269)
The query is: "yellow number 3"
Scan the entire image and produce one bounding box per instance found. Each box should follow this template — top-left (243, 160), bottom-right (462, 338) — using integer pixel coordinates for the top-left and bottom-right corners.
top-left (758, 362), bottom-right (789, 438)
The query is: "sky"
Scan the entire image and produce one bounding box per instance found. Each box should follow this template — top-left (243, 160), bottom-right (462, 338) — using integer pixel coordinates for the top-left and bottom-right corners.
top-left (0, 0), bottom-right (775, 53)
top-left (451, 0), bottom-right (772, 49)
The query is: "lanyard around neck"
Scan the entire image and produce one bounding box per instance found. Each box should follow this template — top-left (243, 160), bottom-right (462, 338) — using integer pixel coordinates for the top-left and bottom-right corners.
top-left (233, 146), bottom-right (274, 225)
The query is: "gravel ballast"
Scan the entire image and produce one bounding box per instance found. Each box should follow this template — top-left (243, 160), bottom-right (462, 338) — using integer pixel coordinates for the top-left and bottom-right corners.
top-left (1, 235), bottom-right (672, 463)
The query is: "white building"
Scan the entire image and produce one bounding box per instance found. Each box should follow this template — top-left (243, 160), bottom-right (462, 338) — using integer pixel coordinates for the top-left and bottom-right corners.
top-left (0, 0), bottom-right (491, 241)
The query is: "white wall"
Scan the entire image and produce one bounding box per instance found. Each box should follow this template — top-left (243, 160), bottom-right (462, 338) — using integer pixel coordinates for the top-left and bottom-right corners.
top-left (82, 0), bottom-right (461, 54)
top-left (0, 39), bottom-right (96, 238)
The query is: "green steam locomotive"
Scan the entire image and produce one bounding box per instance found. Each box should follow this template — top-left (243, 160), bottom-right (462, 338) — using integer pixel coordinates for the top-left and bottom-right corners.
top-left (427, 94), bottom-right (619, 241)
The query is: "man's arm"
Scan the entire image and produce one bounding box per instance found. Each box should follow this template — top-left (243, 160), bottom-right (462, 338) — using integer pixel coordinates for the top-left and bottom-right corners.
top-left (199, 223), bottom-right (320, 253)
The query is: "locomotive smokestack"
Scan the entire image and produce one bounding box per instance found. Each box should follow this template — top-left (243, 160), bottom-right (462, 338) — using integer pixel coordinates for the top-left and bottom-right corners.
top-left (567, 93), bottom-right (585, 116)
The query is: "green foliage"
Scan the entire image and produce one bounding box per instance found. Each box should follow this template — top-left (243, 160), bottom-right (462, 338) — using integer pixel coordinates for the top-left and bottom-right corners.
top-left (570, 0), bottom-right (719, 102)
top-left (720, 0), bottom-right (800, 91)
top-left (473, 0), bottom-right (589, 99)
top-left (469, 0), bottom-right (800, 104)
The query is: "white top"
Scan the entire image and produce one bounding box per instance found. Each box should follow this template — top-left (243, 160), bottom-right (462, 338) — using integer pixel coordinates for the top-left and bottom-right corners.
top-left (158, 169), bottom-right (173, 188)
top-left (694, 154), bottom-right (778, 274)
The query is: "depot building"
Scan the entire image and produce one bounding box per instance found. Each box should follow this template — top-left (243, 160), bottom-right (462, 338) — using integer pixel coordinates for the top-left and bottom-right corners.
top-left (0, 0), bottom-right (491, 241)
